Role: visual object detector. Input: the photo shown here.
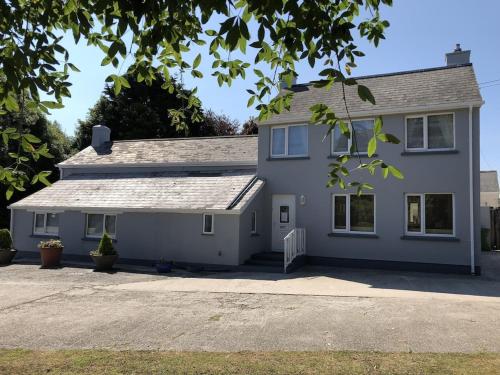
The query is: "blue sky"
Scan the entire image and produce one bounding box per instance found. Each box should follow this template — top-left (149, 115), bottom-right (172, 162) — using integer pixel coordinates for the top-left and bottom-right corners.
top-left (49, 0), bottom-right (500, 172)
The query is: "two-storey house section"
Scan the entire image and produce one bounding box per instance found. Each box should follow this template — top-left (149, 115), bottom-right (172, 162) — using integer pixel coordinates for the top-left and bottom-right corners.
top-left (258, 46), bottom-right (483, 274)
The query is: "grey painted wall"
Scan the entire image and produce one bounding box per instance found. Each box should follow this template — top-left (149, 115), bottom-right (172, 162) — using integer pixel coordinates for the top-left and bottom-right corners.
top-left (257, 108), bottom-right (481, 267)
top-left (237, 188), bottom-right (267, 263)
top-left (12, 209), bottom-right (243, 266)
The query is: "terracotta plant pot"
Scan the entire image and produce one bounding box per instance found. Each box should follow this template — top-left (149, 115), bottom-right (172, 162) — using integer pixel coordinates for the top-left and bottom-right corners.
top-left (0, 249), bottom-right (17, 265)
top-left (90, 254), bottom-right (118, 271)
top-left (40, 246), bottom-right (63, 268)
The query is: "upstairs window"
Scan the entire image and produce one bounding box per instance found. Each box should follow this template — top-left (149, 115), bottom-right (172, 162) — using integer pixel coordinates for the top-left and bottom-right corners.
top-left (86, 214), bottom-right (117, 238)
top-left (406, 114), bottom-right (454, 151)
top-left (332, 119), bottom-right (374, 155)
top-left (33, 213), bottom-right (59, 235)
top-left (271, 125), bottom-right (308, 157)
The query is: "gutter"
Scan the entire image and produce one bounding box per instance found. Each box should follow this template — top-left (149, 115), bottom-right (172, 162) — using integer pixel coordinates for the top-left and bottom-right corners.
top-left (468, 104), bottom-right (475, 275)
top-left (57, 160), bottom-right (257, 169)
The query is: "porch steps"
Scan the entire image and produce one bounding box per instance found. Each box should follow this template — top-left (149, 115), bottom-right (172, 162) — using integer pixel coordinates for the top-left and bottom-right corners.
top-left (243, 251), bottom-right (283, 273)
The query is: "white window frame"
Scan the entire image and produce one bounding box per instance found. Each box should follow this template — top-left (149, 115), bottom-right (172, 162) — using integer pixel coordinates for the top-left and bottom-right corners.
top-left (331, 118), bottom-right (375, 156)
top-left (202, 213), bottom-right (215, 234)
top-left (404, 113), bottom-right (455, 152)
top-left (332, 193), bottom-right (376, 234)
top-left (270, 124), bottom-right (308, 158)
top-left (251, 211), bottom-right (257, 234)
top-left (404, 193), bottom-right (455, 237)
top-left (33, 212), bottom-right (59, 235)
top-left (85, 213), bottom-right (117, 239)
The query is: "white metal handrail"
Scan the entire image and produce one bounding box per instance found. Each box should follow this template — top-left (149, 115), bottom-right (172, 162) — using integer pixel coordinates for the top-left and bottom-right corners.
top-left (284, 228), bottom-right (306, 272)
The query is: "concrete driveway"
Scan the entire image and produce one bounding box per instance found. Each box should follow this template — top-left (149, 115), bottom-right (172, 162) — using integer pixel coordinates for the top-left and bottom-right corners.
top-left (1, 252), bottom-right (500, 353)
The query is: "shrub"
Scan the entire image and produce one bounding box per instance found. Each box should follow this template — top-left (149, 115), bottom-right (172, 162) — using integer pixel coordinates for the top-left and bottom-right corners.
top-left (90, 232), bottom-right (116, 256)
top-left (0, 229), bottom-right (12, 250)
top-left (38, 239), bottom-right (63, 249)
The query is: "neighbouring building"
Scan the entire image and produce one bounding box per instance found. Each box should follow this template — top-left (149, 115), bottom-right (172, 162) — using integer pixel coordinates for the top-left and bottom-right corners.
top-left (10, 46), bottom-right (483, 274)
top-left (480, 171), bottom-right (500, 208)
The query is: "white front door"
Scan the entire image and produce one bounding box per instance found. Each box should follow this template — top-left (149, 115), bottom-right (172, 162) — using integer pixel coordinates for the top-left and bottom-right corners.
top-left (272, 194), bottom-right (296, 251)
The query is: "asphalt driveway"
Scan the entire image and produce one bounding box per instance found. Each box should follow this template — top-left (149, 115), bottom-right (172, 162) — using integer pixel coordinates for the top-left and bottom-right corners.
top-left (1, 252), bottom-right (500, 352)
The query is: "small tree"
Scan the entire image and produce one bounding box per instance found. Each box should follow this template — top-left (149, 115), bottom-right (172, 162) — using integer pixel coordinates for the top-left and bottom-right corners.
top-left (92, 233), bottom-right (116, 256)
top-left (0, 229), bottom-right (12, 250)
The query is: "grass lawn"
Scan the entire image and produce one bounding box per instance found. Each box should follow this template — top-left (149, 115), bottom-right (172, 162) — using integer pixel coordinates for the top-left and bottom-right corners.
top-left (1, 350), bottom-right (500, 375)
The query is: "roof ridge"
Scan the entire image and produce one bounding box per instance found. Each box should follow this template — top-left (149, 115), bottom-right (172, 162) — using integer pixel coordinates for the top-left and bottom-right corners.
top-left (113, 134), bottom-right (257, 143)
top-left (290, 64), bottom-right (473, 88)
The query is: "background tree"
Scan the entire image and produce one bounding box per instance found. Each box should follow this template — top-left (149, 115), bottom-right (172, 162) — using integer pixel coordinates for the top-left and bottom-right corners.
top-left (74, 76), bottom-right (242, 150)
top-left (241, 117), bottom-right (258, 135)
top-left (0, 107), bottom-right (74, 226)
top-left (0, 0), bottom-right (400, 199)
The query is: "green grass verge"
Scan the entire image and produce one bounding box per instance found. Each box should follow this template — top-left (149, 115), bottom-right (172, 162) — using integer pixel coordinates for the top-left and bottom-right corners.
top-left (0, 350), bottom-right (499, 375)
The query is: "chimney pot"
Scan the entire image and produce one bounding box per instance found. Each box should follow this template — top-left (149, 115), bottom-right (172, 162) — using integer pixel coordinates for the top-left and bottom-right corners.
top-left (91, 125), bottom-right (111, 148)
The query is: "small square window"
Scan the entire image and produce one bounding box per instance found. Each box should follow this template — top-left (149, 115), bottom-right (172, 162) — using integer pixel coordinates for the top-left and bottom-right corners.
top-left (85, 214), bottom-right (117, 238)
top-left (332, 119), bottom-right (374, 155)
top-left (271, 125), bottom-right (308, 157)
top-left (279, 206), bottom-right (289, 223)
top-left (33, 213), bottom-right (59, 235)
top-left (203, 214), bottom-right (214, 234)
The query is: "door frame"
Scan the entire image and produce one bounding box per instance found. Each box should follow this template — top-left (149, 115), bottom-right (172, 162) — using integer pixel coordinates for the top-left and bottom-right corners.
top-left (271, 194), bottom-right (296, 252)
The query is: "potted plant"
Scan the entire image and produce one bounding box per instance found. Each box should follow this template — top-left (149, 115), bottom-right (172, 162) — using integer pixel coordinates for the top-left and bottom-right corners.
top-left (90, 232), bottom-right (118, 271)
top-left (0, 229), bottom-right (16, 265)
top-left (38, 239), bottom-right (64, 268)
top-left (156, 258), bottom-right (172, 273)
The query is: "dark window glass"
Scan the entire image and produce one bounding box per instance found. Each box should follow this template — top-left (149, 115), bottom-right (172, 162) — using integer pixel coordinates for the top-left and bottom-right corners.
top-left (204, 214), bottom-right (213, 233)
top-left (334, 196), bottom-right (347, 230)
top-left (407, 196), bottom-right (421, 232)
top-left (350, 195), bottom-right (374, 232)
top-left (251, 211), bottom-right (257, 233)
top-left (428, 114), bottom-right (454, 149)
top-left (425, 194), bottom-right (453, 235)
top-left (279, 206), bottom-right (289, 223)
top-left (352, 120), bottom-right (374, 153)
top-left (406, 117), bottom-right (424, 149)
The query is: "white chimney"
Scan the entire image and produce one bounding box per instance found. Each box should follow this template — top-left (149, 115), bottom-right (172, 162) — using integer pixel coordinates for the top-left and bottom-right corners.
top-left (445, 44), bottom-right (471, 66)
top-left (91, 125), bottom-right (111, 148)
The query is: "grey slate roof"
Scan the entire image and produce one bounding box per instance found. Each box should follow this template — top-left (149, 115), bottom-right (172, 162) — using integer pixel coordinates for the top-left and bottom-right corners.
top-left (480, 171), bottom-right (499, 192)
top-left (260, 64), bottom-right (483, 125)
top-left (10, 171), bottom-right (264, 213)
top-left (59, 135), bottom-right (258, 167)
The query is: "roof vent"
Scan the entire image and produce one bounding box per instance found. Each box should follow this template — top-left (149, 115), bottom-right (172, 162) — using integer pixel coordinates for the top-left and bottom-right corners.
top-left (445, 44), bottom-right (471, 66)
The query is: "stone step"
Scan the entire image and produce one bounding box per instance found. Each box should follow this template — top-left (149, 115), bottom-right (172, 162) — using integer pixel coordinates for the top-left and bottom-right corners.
top-left (250, 252), bottom-right (284, 261)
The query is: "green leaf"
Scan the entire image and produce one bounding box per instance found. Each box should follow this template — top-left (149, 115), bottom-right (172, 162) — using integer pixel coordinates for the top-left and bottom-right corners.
top-left (41, 101), bottom-right (64, 109)
top-left (5, 186), bottom-right (14, 200)
top-left (367, 136), bottom-right (377, 157)
top-left (193, 53), bottom-right (202, 69)
top-left (357, 85), bottom-right (376, 105)
top-left (388, 165), bottom-right (404, 179)
top-left (374, 117), bottom-right (382, 134)
top-left (23, 134), bottom-right (42, 143)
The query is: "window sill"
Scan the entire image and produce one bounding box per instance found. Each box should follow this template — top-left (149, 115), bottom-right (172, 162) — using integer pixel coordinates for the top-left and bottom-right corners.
top-left (266, 156), bottom-right (310, 161)
top-left (201, 233), bottom-right (215, 236)
top-left (82, 237), bottom-right (117, 243)
top-left (400, 235), bottom-right (459, 242)
top-left (250, 233), bottom-right (260, 237)
top-left (31, 234), bottom-right (59, 239)
top-left (401, 150), bottom-right (458, 156)
top-left (328, 154), bottom-right (378, 159)
top-left (328, 232), bottom-right (378, 239)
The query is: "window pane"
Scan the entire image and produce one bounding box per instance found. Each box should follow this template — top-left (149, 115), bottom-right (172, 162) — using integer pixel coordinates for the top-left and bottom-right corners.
top-left (271, 128), bottom-right (285, 155)
top-left (280, 206), bottom-right (289, 223)
top-left (428, 114), bottom-right (453, 149)
top-left (104, 215), bottom-right (116, 236)
top-left (288, 125), bottom-right (308, 155)
top-left (332, 126), bottom-right (349, 153)
top-left (350, 195), bottom-right (374, 232)
top-left (86, 214), bottom-right (103, 237)
top-left (204, 214), bottom-right (213, 233)
top-left (406, 117), bottom-right (424, 149)
top-left (407, 196), bottom-right (421, 232)
top-left (352, 120), bottom-right (374, 153)
top-left (425, 194), bottom-right (453, 235)
top-left (46, 213), bottom-right (59, 234)
top-left (34, 213), bottom-right (45, 233)
top-left (251, 211), bottom-right (257, 233)
top-left (334, 196), bottom-right (347, 230)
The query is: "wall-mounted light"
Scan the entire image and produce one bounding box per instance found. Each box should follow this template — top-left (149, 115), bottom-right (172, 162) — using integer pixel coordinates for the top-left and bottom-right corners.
top-left (300, 194), bottom-right (306, 206)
